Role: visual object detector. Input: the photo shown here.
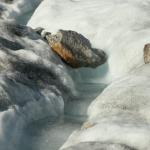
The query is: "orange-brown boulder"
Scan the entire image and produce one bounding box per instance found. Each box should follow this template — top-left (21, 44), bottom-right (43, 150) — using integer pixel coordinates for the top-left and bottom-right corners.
top-left (35, 28), bottom-right (107, 68)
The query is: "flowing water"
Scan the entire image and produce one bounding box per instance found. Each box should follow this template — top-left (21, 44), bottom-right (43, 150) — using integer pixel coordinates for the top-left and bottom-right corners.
top-left (19, 83), bottom-right (107, 150)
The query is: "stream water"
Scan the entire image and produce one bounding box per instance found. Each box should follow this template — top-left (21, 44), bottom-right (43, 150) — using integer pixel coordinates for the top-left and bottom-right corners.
top-left (19, 83), bottom-right (107, 150)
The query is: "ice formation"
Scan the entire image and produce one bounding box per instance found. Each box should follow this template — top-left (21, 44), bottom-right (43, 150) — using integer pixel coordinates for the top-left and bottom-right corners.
top-left (28, 0), bottom-right (150, 149)
top-left (0, 0), bottom-right (42, 23)
top-left (0, 20), bottom-right (76, 150)
top-left (61, 64), bottom-right (150, 150)
top-left (35, 29), bottom-right (107, 68)
top-left (0, 0), bottom-right (150, 150)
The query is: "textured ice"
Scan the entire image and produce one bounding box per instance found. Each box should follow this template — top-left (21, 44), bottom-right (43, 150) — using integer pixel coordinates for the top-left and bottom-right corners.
top-left (0, 0), bottom-right (42, 23)
top-left (19, 118), bottom-right (81, 150)
top-left (0, 20), bottom-right (76, 150)
top-left (0, 0), bottom-right (150, 150)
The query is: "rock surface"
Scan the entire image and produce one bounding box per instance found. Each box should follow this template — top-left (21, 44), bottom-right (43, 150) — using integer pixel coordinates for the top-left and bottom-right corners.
top-left (36, 29), bottom-right (107, 68)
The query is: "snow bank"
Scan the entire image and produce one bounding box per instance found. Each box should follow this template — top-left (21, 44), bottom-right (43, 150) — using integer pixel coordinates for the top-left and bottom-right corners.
top-left (61, 64), bottom-right (150, 150)
top-left (28, 0), bottom-right (150, 83)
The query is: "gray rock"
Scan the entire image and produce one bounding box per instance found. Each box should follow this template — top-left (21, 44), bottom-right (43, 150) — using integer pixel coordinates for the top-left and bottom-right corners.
top-left (0, 19), bottom-right (79, 150)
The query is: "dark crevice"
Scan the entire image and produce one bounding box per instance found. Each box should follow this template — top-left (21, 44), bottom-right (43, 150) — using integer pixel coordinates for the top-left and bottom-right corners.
top-left (0, 36), bottom-right (24, 50)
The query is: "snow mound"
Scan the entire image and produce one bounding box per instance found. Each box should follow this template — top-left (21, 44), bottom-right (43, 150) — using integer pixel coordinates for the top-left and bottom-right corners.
top-left (61, 64), bottom-right (150, 150)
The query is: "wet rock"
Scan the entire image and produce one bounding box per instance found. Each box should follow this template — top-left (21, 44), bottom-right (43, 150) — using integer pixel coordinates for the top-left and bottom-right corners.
top-left (144, 43), bottom-right (150, 64)
top-left (35, 28), bottom-right (107, 68)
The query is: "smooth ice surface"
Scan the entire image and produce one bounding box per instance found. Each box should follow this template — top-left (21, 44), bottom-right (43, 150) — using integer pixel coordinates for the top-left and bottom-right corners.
top-left (28, 0), bottom-right (150, 83)
top-left (65, 83), bottom-right (107, 122)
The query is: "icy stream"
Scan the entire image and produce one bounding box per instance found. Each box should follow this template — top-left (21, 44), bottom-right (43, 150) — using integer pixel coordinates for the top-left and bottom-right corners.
top-left (19, 118), bottom-right (81, 150)
top-left (19, 83), bottom-right (107, 150)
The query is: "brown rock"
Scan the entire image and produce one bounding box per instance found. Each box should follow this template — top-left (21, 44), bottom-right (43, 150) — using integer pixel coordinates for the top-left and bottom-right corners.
top-left (46, 38), bottom-right (80, 68)
top-left (35, 28), bottom-right (107, 68)
top-left (144, 44), bottom-right (150, 64)
top-left (81, 121), bottom-right (96, 130)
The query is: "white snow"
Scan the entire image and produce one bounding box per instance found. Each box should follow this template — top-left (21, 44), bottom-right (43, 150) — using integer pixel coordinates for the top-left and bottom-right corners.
top-left (61, 64), bottom-right (150, 150)
top-left (28, 0), bottom-right (150, 83)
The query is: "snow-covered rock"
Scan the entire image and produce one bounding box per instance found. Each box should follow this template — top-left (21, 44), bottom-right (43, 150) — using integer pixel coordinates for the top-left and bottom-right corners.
top-left (28, 0), bottom-right (150, 83)
top-left (61, 64), bottom-right (150, 150)
top-left (0, 0), bottom-right (42, 23)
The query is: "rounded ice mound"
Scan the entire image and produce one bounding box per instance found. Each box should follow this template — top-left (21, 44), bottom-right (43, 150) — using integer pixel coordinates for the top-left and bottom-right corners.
top-left (35, 28), bottom-right (107, 68)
